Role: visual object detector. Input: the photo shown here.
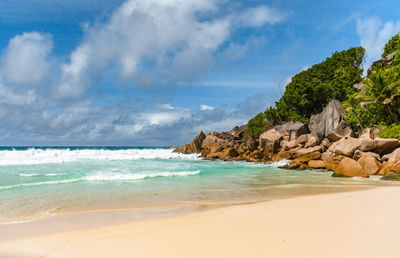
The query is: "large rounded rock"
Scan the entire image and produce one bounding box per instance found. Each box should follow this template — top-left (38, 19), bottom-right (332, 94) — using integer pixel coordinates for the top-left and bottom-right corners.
top-left (373, 138), bottom-right (400, 155)
top-left (274, 122), bottom-right (309, 141)
top-left (322, 151), bottom-right (345, 171)
top-left (259, 129), bottom-right (284, 159)
top-left (328, 137), bottom-right (361, 157)
top-left (353, 150), bottom-right (380, 161)
top-left (357, 156), bottom-right (381, 175)
top-left (332, 157), bottom-right (369, 178)
top-left (323, 156), bottom-right (336, 171)
top-left (309, 100), bottom-right (353, 140)
top-left (379, 148), bottom-right (400, 174)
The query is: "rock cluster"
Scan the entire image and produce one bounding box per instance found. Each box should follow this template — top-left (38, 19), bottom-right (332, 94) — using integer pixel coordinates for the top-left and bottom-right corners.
top-left (174, 131), bottom-right (206, 154)
top-left (175, 100), bottom-right (400, 180)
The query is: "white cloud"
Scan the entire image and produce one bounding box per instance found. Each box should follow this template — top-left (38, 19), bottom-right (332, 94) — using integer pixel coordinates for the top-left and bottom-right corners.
top-left (356, 17), bottom-right (400, 67)
top-left (0, 0), bottom-right (288, 145)
top-left (56, 0), bottom-right (287, 97)
top-left (0, 82), bottom-right (37, 106)
top-left (200, 104), bottom-right (215, 111)
top-left (238, 6), bottom-right (287, 27)
top-left (1, 32), bottom-right (52, 86)
top-left (158, 104), bottom-right (175, 110)
top-left (145, 110), bottom-right (190, 125)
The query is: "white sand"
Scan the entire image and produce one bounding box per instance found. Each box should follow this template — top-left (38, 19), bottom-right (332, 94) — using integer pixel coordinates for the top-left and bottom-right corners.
top-left (1, 187), bottom-right (400, 258)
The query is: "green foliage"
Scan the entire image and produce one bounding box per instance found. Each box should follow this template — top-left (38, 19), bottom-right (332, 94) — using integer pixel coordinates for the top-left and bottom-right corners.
top-left (246, 112), bottom-right (271, 137)
top-left (245, 47), bottom-right (365, 137)
top-left (245, 33), bottom-right (400, 138)
top-left (382, 33), bottom-right (400, 58)
top-left (392, 53), bottom-right (400, 66)
top-left (274, 47), bottom-right (365, 122)
top-left (357, 55), bottom-right (400, 124)
top-left (379, 123), bottom-right (400, 140)
top-left (345, 104), bottom-right (388, 131)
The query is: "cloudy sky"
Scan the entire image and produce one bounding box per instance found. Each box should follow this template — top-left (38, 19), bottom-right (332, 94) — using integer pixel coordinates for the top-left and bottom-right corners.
top-left (0, 0), bottom-right (399, 146)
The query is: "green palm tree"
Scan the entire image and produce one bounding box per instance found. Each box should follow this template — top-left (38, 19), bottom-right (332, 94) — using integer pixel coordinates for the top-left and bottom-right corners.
top-left (355, 70), bottom-right (400, 123)
top-left (342, 93), bottom-right (364, 130)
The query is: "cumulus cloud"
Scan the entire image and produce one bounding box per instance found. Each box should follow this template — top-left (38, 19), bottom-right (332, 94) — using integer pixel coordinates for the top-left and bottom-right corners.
top-left (200, 105), bottom-right (215, 111)
top-left (0, 0), bottom-right (287, 145)
top-left (0, 32), bottom-right (52, 86)
top-left (56, 0), bottom-right (287, 97)
top-left (237, 6), bottom-right (287, 27)
top-left (356, 17), bottom-right (400, 67)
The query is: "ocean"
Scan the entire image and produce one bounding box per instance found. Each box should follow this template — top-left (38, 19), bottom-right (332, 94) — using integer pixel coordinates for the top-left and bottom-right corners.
top-left (0, 147), bottom-right (396, 224)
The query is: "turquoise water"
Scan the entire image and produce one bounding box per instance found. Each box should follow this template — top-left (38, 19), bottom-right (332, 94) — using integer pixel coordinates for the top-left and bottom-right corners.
top-left (0, 147), bottom-right (396, 224)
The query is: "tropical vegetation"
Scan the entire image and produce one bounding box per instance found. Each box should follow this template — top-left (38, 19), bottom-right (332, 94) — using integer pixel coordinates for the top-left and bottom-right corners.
top-left (246, 32), bottom-right (400, 139)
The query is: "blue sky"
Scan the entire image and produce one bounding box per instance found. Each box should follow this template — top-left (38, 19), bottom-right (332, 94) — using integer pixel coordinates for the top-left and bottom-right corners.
top-left (0, 0), bottom-right (399, 146)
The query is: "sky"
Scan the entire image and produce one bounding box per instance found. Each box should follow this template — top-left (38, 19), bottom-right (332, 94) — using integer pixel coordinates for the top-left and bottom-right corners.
top-left (0, 0), bottom-right (399, 146)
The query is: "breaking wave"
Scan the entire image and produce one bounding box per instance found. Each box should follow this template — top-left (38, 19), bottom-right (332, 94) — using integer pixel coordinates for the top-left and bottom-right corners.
top-left (84, 170), bottom-right (201, 181)
top-left (1, 170), bottom-right (201, 191)
top-left (0, 148), bottom-right (200, 165)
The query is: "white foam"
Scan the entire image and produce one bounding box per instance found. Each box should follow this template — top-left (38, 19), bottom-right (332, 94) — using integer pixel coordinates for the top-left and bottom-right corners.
top-left (0, 171), bottom-right (201, 191)
top-left (0, 148), bottom-right (200, 166)
top-left (268, 160), bottom-right (289, 167)
top-left (0, 179), bottom-right (80, 191)
top-left (84, 170), bottom-right (201, 181)
top-left (18, 173), bottom-right (39, 177)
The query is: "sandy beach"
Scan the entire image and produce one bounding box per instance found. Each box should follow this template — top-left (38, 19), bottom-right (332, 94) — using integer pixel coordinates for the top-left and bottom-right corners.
top-left (1, 186), bottom-right (399, 258)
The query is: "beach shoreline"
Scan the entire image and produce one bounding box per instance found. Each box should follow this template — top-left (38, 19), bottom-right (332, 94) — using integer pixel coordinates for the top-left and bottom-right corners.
top-left (0, 183), bottom-right (381, 241)
top-left (1, 186), bottom-right (400, 257)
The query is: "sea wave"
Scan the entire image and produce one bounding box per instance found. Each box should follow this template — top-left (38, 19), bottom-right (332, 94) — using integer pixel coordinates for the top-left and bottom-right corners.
top-left (84, 170), bottom-right (201, 181)
top-left (1, 170), bottom-right (201, 191)
top-left (0, 179), bottom-right (80, 191)
top-left (18, 173), bottom-right (39, 177)
top-left (0, 148), bottom-right (200, 165)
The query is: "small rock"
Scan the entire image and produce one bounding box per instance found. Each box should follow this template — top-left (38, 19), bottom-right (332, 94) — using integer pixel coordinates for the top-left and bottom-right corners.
top-left (294, 151), bottom-right (321, 163)
top-left (305, 135), bottom-right (319, 148)
top-left (291, 146), bottom-right (322, 159)
top-left (381, 172), bottom-right (400, 181)
top-left (353, 150), bottom-right (380, 161)
top-left (308, 160), bottom-right (326, 169)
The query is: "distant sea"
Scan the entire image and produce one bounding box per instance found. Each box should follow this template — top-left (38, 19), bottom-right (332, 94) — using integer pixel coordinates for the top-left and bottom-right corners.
top-left (0, 147), bottom-right (395, 224)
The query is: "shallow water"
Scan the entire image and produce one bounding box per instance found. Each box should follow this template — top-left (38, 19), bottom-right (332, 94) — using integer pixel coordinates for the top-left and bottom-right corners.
top-left (0, 147), bottom-right (397, 224)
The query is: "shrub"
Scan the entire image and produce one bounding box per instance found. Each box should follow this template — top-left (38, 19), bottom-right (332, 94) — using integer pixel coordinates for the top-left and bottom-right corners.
top-left (379, 123), bottom-right (400, 140)
top-left (246, 112), bottom-right (271, 137)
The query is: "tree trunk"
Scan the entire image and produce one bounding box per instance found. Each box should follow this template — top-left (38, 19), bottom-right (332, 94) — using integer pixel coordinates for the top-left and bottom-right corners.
top-left (385, 104), bottom-right (398, 123)
top-left (352, 110), bottom-right (364, 130)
